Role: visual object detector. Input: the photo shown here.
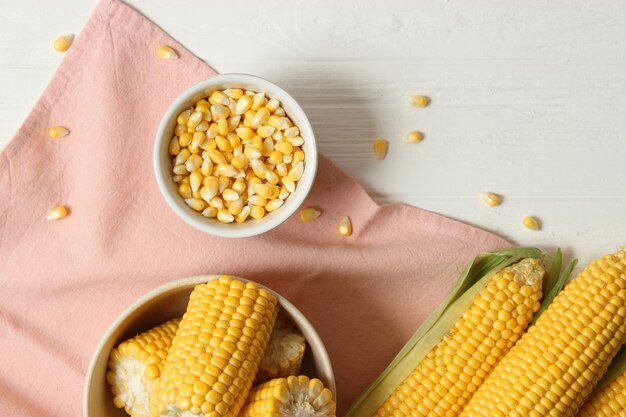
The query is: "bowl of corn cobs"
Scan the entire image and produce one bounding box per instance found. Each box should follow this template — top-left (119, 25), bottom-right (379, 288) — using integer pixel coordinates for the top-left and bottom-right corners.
top-left (84, 275), bottom-right (336, 417)
top-left (153, 74), bottom-right (317, 238)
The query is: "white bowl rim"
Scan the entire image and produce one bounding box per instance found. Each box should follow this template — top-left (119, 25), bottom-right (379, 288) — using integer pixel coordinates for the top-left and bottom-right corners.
top-left (153, 73), bottom-right (318, 238)
top-left (83, 275), bottom-right (336, 416)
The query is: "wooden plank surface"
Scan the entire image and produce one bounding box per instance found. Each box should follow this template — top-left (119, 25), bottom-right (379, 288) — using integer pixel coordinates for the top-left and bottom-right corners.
top-left (1, 0), bottom-right (625, 266)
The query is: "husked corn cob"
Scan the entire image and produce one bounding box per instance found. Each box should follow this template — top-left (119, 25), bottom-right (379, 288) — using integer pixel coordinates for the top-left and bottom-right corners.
top-left (257, 314), bottom-right (306, 383)
top-left (239, 375), bottom-right (336, 417)
top-left (459, 248), bottom-right (626, 417)
top-left (373, 258), bottom-right (544, 417)
top-left (576, 370), bottom-right (626, 417)
top-left (106, 318), bottom-right (180, 417)
top-left (155, 276), bottom-right (278, 417)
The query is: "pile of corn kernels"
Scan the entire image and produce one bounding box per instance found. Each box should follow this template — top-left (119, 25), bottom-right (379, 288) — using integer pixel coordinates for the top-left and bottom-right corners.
top-left (169, 89), bottom-right (305, 223)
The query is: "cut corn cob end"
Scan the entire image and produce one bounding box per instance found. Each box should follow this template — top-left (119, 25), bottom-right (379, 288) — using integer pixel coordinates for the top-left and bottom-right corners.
top-left (373, 139), bottom-right (388, 160)
top-left (53, 34), bottom-right (73, 52)
top-left (405, 131), bottom-right (424, 144)
top-left (338, 216), bottom-right (352, 237)
top-left (156, 45), bottom-right (178, 60)
top-left (46, 205), bottom-right (68, 221)
top-left (106, 318), bottom-right (180, 417)
top-left (48, 126), bottom-right (70, 139)
top-left (407, 95), bottom-right (430, 107)
top-left (300, 207), bottom-right (321, 222)
top-left (577, 370), bottom-right (626, 417)
top-left (240, 375), bottom-right (336, 417)
top-left (480, 192), bottom-right (502, 207)
top-left (155, 276), bottom-right (278, 417)
top-left (373, 257), bottom-right (544, 417)
top-left (257, 314), bottom-right (307, 383)
top-left (522, 215), bottom-right (541, 230)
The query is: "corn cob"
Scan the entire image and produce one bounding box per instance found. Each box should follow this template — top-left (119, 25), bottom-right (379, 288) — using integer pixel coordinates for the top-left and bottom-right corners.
top-left (373, 257), bottom-right (544, 417)
top-left (459, 248), bottom-right (626, 417)
top-left (106, 318), bottom-right (180, 417)
top-left (238, 375), bottom-right (336, 417)
top-left (345, 248), bottom-right (547, 417)
top-left (154, 276), bottom-right (278, 417)
top-left (257, 313), bottom-right (306, 383)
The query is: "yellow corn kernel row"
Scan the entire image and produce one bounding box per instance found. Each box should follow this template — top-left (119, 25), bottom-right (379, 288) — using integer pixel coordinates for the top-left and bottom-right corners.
top-left (239, 376), bottom-right (336, 417)
top-left (170, 91), bottom-right (305, 223)
top-left (257, 314), bottom-right (307, 383)
top-left (373, 258), bottom-right (544, 417)
top-left (153, 276), bottom-right (278, 417)
top-left (106, 318), bottom-right (180, 417)
top-left (576, 369), bottom-right (626, 417)
top-left (459, 248), bottom-right (626, 417)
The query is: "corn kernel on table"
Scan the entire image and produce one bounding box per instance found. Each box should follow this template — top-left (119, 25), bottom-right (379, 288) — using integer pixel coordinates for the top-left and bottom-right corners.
top-left (1, 1), bottom-right (626, 417)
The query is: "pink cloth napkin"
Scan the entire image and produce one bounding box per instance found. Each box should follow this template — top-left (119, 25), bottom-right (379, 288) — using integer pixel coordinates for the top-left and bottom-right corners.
top-left (0, 1), bottom-right (509, 415)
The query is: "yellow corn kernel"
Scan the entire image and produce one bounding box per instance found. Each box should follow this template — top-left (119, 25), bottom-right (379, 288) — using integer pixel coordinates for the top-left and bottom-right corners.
top-left (185, 154), bottom-right (203, 173)
top-left (222, 188), bottom-right (239, 202)
top-left (228, 133), bottom-right (241, 149)
top-left (265, 170), bottom-right (279, 185)
top-left (47, 205), bottom-right (68, 221)
top-left (48, 126), bottom-right (69, 139)
top-left (250, 205), bottom-right (266, 219)
top-left (209, 90), bottom-right (230, 106)
top-left (257, 125), bottom-right (276, 139)
top-left (218, 176), bottom-right (231, 193)
top-left (53, 34), bottom-right (73, 52)
top-left (217, 118), bottom-right (229, 136)
top-left (284, 126), bottom-right (299, 138)
top-left (185, 198), bottom-right (206, 212)
top-left (405, 131), bottom-right (424, 144)
top-left (287, 162), bottom-right (304, 182)
top-left (178, 132), bottom-right (192, 147)
top-left (107, 318), bottom-right (180, 417)
top-left (235, 206), bottom-right (251, 223)
top-left (459, 249), bottom-right (626, 417)
top-left (232, 179), bottom-right (246, 194)
top-left (200, 159), bottom-right (213, 176)
top-left (275, 141), bottom-right (293, 155)
top-left (200, 177), bottom-right (219, 203)
top-left (155, 277), bottom-right (278, 417)
top-left (235, 96), bottom-right (253, 115)
top-left (215, 135), bottom-right (232, 152)
top-left (178, 183), bottom-right (192, 199)
top-left (168, 137), bottom-right (180, 155)
top-left (523, 216), bottom-right (541, 230)
top-left (156, 45), bottom-right (178, 60)
top-left (287, 136), bottom-right (304, 147)
top-left (300, 207), bottom-right (321, 222)
top-left (208, 149), bottom-right (227, 165)
top-left (211, 104), bottom-right (230, 121)
top-left (338, 216), bottom-right (352, 237)
top-left (174, 124), bottom-right (186, 136)
top-left (209, 196), bottom-right (223, 209)
top-left (481, 192), bottom-right (502, 207)
top-left (227, 116), bottom-right (241, 132)
top-left (274, 107), bottom-right (286, 116)
top-left (265, 199), bottom-right (284, 212)
top-left (251, 93), bottom-right (266, 111)
top-left (236, 127), bottom-right (254, 141)
top-left (217, 208), bottom-right (235, 223)
top-left (253, 108), bottom-right (271, 127)
top-left (282, 177), bottom-right (296, 193)
top-left (375, 258), bottom-right (544, 417)
top-left (223, 88), bottom-right (244, 99)
top-left (292, 150), bottom-right (305, 165)
top-left (231, 154), bottom-right (249, 170)
top-left (373, 139), bottom-right (388, 160)
top-left (189, 171), bottom-right (203, 193)
top-left (266, 97), bottom-right (280, 112)
top-left (251, 135), bottom-right (264, 151)
top-left (177, 109), bottom-right (191, 125)
top-left (248, 195), bottom-right (267, 207)
top-left (408, 95), bottom-right (430, 107)
top-left (227, 198), bottom-right (244, 216)
top-left (202, 207), bottom-right (218, 218)
top-left (267, 115), bottom-right (289, 131)
top-left (207, 123), bottom-right (219, 139)
top-left (239, 376), bottom-right (336, 417)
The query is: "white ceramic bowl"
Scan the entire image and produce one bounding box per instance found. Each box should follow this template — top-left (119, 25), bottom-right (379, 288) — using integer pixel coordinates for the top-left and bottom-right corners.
top-left (153, 74), bottom-right (318, 238)
top-left (83, 275), bottom-right (335, 417)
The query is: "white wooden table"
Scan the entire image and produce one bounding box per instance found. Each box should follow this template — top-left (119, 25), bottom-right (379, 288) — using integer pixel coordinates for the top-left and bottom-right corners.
top-left (1, 0), bottom-right (625, 267)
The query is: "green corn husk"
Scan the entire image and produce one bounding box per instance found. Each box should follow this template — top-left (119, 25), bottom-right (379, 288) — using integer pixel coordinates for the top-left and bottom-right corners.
top-left (345, 247), bottom-right (578, 417)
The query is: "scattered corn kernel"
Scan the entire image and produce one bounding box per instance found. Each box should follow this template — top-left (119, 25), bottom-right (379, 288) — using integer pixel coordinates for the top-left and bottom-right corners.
top-left (48, 126), bottom-right (69, 139)
top-left (53, 35), bottom-right (73, 52)
top-left (408, 95), bottom-right (429, 107)
top-left (373, 139), bottom-right (388, 160)
top-left (405, 131), bottom-right (424, 144)
top-left (300, 207), bottom-right (321, 222)
top-left (46, 205), bottom-right (68, 221)
top-left (481, 192), bottom-right (502, 207)
top-left (169, 89), bottom-right (306, 223)
top-left (522, 216), bottom-right (541, 230)
top-left (156, 45), bottom-right (178, 60)
top-left (338, 216), bottom-right (352, 237)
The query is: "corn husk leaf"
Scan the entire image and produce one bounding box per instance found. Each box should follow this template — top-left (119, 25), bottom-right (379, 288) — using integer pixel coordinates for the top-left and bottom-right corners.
top-left (344, 246), bottom-right (543, 417)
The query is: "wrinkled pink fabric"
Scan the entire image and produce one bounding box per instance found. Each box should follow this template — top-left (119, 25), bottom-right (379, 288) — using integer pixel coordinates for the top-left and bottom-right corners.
top-left (0, 1), bottom-right (509, 415)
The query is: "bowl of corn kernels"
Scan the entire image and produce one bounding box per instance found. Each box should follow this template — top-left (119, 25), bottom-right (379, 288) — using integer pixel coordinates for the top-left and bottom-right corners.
top-left (153, 74), bottom-right (317, 238)
top-left (84, 275), bottom-right (336, 417)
